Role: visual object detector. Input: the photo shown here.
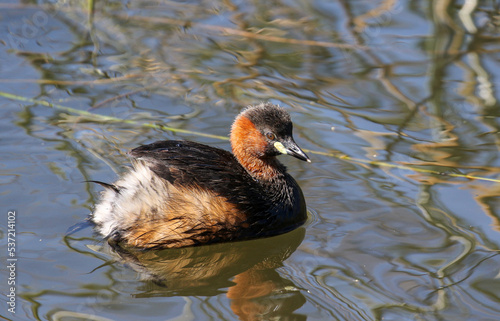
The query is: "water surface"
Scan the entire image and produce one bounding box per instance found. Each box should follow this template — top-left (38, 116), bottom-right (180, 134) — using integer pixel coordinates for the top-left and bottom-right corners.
top-left (1, 0), bottom-right (500, 320)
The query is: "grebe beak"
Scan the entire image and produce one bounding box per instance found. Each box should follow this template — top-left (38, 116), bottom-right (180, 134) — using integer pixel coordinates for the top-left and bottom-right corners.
top-left (274, 140), bottom-right (311, 163)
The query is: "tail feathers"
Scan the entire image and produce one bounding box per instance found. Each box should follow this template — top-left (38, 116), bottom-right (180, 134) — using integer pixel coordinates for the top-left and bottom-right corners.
top-left (86, 180), bottom-right (120, 193)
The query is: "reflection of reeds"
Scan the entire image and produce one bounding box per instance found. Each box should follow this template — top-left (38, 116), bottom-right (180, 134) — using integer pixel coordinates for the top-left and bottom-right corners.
top-left (4, 1), bottom-right (498, 185)
top-left (114, 14), bottom-right (367, 50)
top-left (1, 91), bottom-right (228, 141)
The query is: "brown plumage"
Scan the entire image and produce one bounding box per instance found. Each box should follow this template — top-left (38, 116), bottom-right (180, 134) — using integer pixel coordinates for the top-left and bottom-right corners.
top-left (91, 103), bottom-right (310, 249)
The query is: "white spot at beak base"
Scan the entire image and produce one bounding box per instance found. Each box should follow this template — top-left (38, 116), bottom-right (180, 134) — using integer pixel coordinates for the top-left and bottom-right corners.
top-left (274, 142), bottom-right (288, 155)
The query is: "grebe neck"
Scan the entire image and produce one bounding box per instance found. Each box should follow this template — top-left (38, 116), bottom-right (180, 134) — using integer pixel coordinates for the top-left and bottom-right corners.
top-left (230, 114), bottom-right (286, 181)
top-left (236, 152), bottom-right (285, 182)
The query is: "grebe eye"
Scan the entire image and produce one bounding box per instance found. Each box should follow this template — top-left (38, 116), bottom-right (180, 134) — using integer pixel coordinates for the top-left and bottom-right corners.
top-left (266, 132), bottom-right (276, 140)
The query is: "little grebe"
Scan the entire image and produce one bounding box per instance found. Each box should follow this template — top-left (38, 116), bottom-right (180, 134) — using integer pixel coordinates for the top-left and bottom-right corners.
top-left (91, 103), bottom-right (310, 249)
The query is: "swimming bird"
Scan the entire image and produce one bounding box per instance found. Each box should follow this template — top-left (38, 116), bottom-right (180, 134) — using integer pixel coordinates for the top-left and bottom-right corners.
top-left (91, 103), bottom-right (310, 249)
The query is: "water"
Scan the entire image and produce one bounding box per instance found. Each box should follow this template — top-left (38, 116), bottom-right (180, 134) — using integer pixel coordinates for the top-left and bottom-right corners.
top-left (1, 0), bottom-right (500, 320)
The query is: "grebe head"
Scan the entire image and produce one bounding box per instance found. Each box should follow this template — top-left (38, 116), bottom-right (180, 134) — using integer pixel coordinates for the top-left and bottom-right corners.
top-left (230, 103), bottom-right (310, 176)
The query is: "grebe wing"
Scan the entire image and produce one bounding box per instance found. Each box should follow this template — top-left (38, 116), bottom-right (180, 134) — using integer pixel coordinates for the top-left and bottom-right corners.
top-left (129, 140), bottom-right (265, 207)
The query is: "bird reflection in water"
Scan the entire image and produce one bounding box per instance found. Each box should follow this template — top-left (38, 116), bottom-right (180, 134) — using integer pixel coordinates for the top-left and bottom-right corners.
top-left (101, 227), bottom-right (307, 320)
